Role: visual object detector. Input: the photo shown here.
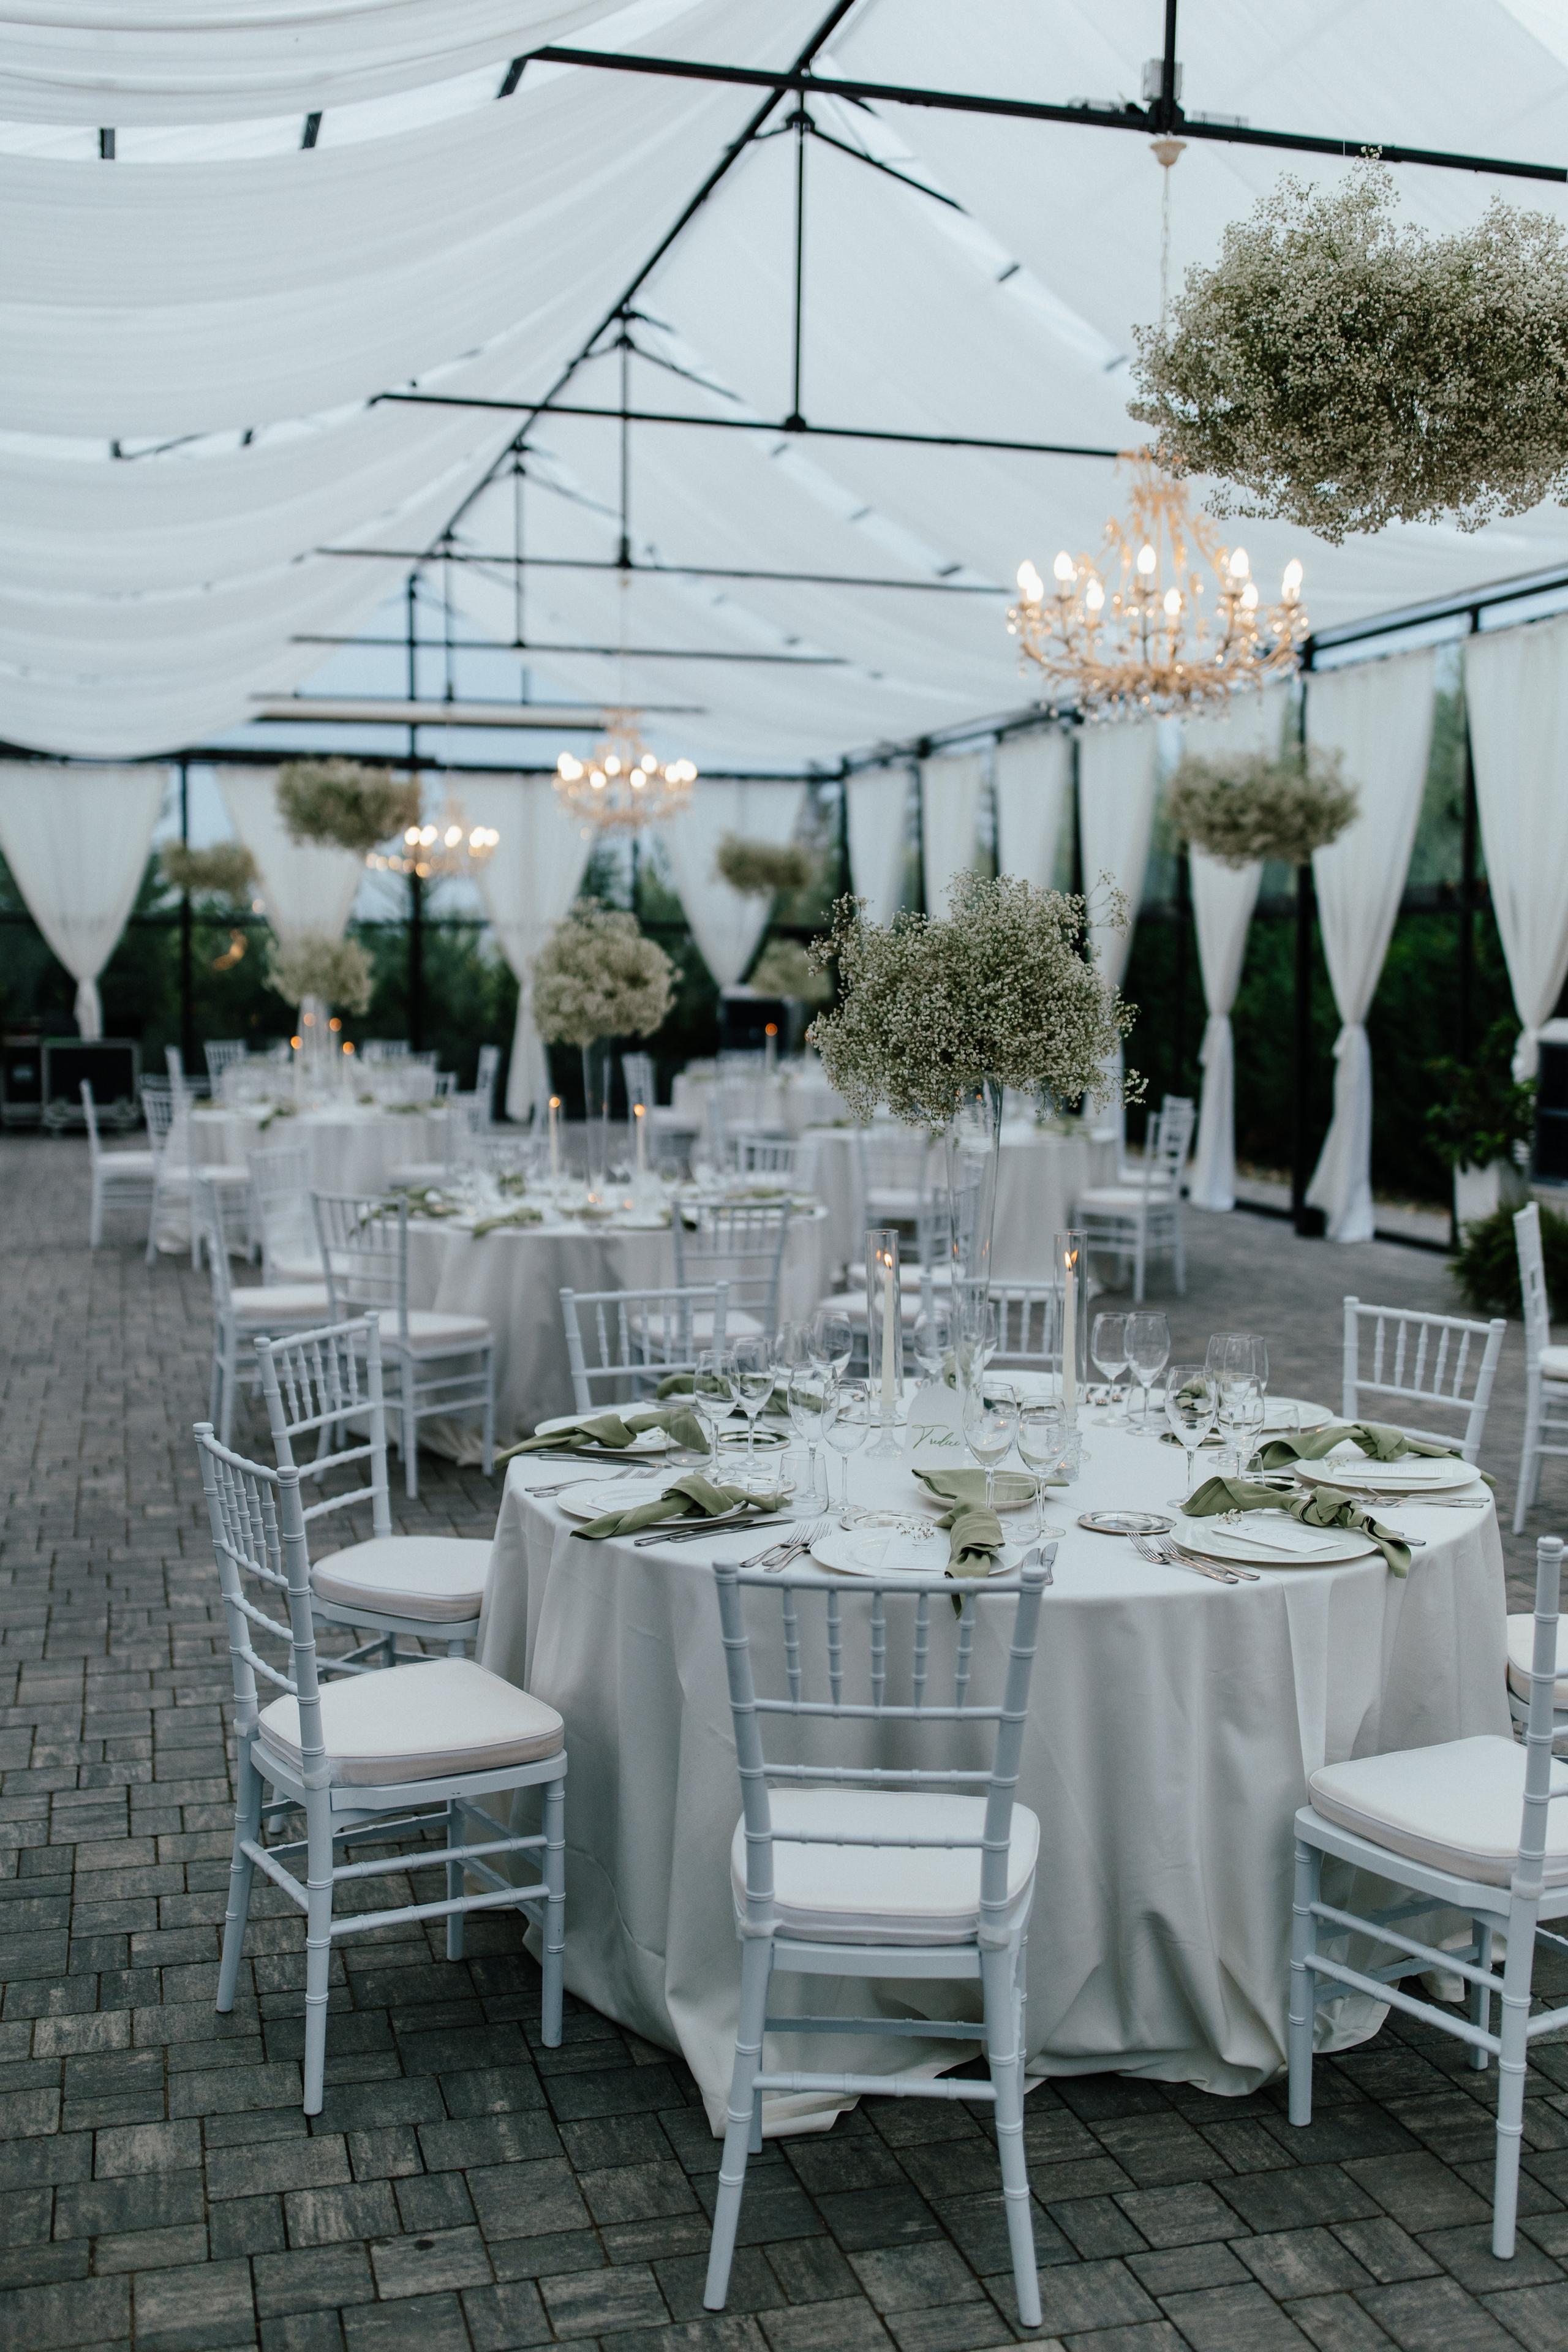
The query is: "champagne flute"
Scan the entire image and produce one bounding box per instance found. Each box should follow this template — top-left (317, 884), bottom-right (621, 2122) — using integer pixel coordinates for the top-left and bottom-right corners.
top-left (962, 1379), bottom-right (1019, 1515)
top-left (731, 1335), bottom-right (776, 1487)
top-left (822, 1378), bottom-right (871, 1528)
top-left (1125, 1311), bottom-right (1171, 1431)
top-left (1017, 1400), bottom-right (1069, 1541)
top-left (1164, 1364), bottom-right (1219, 1500)
top-left (692, 1348), bottom-right (737, 1477)
top-left (786, 1364), bottom-right (829, 1507)
top-left (1090, 1310), bottom-right (1130, 1421)
top-left (812, 1310), bottom-right (854, 1381)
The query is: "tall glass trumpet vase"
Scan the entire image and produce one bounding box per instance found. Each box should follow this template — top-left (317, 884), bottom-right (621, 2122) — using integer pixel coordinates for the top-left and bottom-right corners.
top-left (580, 1039), bottom-right (613, 1194)
top-left (1052, 1230), bottom-right (1089, 1431)
top-left (864, 1227), bottom-right (905, 1457)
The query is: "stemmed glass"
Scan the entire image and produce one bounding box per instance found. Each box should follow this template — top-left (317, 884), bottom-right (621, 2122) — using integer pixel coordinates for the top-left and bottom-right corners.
top-left (1017, 1401), bottom-right (1069, 1541)
top-left (812, 1310), bottom-right (854, 1382)
top-left (1164, 1364), bottom-right (1219, 1500)
top-left (786, 1364), bottom-right (830, 1507)
top-left (822, 1378), bottom-right (871, 1528)
top-left (1218, 1375), bottom-right (1266, 1477)
top-left (1091, 1311), bottom-right (1130, 1421)
top-left (954, 1295), bottom-right (997, 1397)
top-left (911, 1300), bottom-right (954, 1387)
top-left (1125, 1312), bottom-right (1172, 1431)
top-left (692, 1348), bottom-right (737, 1478)
top-left (1207, 1333), bottom-right (1268, 1472)
top-left (963, 1379), bottom-right (1019, 1515)
top-left (730, 1335), bottom-right (776, 1487)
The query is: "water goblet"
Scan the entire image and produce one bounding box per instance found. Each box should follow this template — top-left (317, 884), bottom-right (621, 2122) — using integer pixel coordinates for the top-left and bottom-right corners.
top-left (911, 1300), bottom-right (954, 1386)
top-left (822, 1378), bottom-right (872, 1528)
top-left (731, 1335), bottom-right (777, 1488)
top-left (1164, 1364), bottom-right (1219, 1501)
top-left (1218, 1374), bottom-right (1267, 1477)
top-left (954, 1295), bottom-right (997, 1396)
top-left (812, 1310), bottom-right (854, 1381)
top-left (1125, 1311), bottom-right (1172, 1431)
top-left (1017, 1400), bottom-right (1069, 1540)
top-left (963, 1379), bottom-right (1019, 1515)
top-left (1090, 1310), bottom-right (1130, 1420)
top-left (786, 1365), bottom-right (830, 1508)
top-left (692, 1348), bottom-right (737, 1477)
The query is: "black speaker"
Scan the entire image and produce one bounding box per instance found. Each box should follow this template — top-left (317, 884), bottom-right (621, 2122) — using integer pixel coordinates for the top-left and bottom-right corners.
top-left (1536, 1035), bottom-right (1568, 1182)
top-left (0, 1034), bottom-right (43, 1126)
top-left (41, 1038), bottom-right (141, 1128)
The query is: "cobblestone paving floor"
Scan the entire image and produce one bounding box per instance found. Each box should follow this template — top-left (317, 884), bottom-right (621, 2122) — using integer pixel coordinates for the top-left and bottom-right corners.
top-left (2, 1135), bottom-right (1566, 2352)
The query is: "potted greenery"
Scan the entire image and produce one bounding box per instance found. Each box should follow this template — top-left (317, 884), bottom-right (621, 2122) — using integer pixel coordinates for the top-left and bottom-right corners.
top-left (1453, 1199), bottom-right (1568, 1317)
top-left (1425, 1020), bottom-right (1536, 1227)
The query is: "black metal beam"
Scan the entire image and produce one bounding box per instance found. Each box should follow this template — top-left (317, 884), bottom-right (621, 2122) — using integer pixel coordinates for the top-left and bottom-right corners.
top-left (314, 548), bottom-right (1008, 595)
top-left (1306, 561), bottom-right (1568, 653)
top-left (532, 44), bottom-right (1568, 183)
top-left (289, 633), bottom-right (849, 665)
top-left (375, 389), bottom-right (1122, 459)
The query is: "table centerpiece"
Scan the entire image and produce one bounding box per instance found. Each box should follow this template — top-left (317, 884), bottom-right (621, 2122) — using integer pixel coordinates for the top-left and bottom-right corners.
top-left (531, 901), bottom-right (675, 1186)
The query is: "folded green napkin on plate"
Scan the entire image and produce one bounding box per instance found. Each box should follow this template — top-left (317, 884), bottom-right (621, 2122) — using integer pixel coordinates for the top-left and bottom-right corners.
top-left (499, 1403), bottom-right (707, 1461)
top-left (909, 1468), bottom-right (1008, 1580)
top-left (573, 1471), bottom-right (786, 1542)
top-left (393, 1184), bottom-right (459, 1218)
top-left (470, 1203), bottom-right (545, 1237)
top-left (913, 1467), bottom-right (1055, 1509)
top-left (656, 1370), bottom-right (790, 1421)
top-left (1184, 1473), bottom-right (1412, 1576)
top-left (1256, 1420), bottom-right (1490, 1482)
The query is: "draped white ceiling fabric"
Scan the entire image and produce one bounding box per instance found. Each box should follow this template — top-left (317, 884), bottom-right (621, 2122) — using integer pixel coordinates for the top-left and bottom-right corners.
top-left (919, 748), bottom-right (985, 916)
top-left (0, 762), bottom-right (168, 1035)
top-left (1305, 651), bottom-right (1436, 1243)
top-left (846, 767), bottom-right (910, 925)
top-left (660, 778), bottom-right (807, 990)
top-left (216, 767), bottom-right (363, 946)
top-left (993, 730), bottom-right (1069, 891)
top-left (1462, 617), bottom-right (1568, 1079)
top-left (464, 774), bottom-right (591, 1120)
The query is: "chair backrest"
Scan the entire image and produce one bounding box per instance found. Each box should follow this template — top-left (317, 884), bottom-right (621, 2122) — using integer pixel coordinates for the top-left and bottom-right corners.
top-left (733, 1134), bottom-right (799, 1178)
top-left (255, 1315), bottom-right (393, 1545)
top-left (204, 1040), bottom-right (246, 1086)
top-left (1516, 1203), bottom-right (1553, 1369)
top-left (433, 1070), bottom-right (456, 1099)
top-left (714, 1556), bottom-right (1052, 1940)
top-left (194, 1421), bottom-right (325, 1771)
top-left (140, 1075), bottom-right (180, 1155)
top-left (474, 1043), bottom-right (501, 1116)
top-left (559, 1283), bottom-right (731, 1412)
top-left (251, 1142), bottom-right (316, 1280)
top-left (312, 1191), bottom-right (410, 1341)
top-left (363, 1040), bottom-right (409, 1063)
top-left (990, 1283), bottom-right (1061, 1370)
top-left (672, 1202), bottom-right (792, 1325)
top-left (1148, 1096), bottom-right (1195, 1192)
top-left (80, 1080), bottom-right (104, 1164)
top-left (1514, 1534), bottom-right (1566, 1880)
top-left (193, 1178), bottom-right (240, 1314)
top-left (1341, 1294), bottom-right (1507, 1463)
top-left (166, 1044), bottom-right (185, 1086)
top-left (855, 1126), bottom-right (931, 1197)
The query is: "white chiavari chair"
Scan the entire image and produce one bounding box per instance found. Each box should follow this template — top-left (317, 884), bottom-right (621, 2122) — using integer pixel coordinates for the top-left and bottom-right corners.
top-left (194, 1180), bottom-right (331, 1446)
top-left (203, 1039), bottom-right (247, 1088)
top-left (559, 1283), bottom-right (731, 1414)
top-left (141, 1075), bottom-right (252, 1267)
top-left (1341, 1296), bottom-right (1506, 1466)
top-left (81, 1080), bottom-right (156, 1248)
top-left (256, 1316), bottom-right (489, 1665)
top-left (1515, 1204), bottom-right (1568, 1538)
top-left (704, 1553), bottom-right (1054, 2324)
top-left (312, 1190), bottom-right (494, 1496)
top-left (730, 1135), bottom-right (801, 1182)
top-left (196, 1422), bottom-right (566, 2115)
top-left (1289, 1535), bottom-right (1568, 2260)
top-left (250, 1142), bottom-right (322, 1284)
top-left (1076, 1095), bottom-right (1195, 1302)
top-left (673, 1201), bottom-right (792, 1338)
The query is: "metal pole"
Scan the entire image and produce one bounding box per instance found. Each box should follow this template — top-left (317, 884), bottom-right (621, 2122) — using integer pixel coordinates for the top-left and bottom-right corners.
top-left (1291, 860), bottom-right (1316, 1230)
top-left (1069, 733), bottom-right (1084, 899)
top-left (1174, 845), bottom-right (1189, 1100)
top-left (405, 576), bottom-right (423, 1051)
top-left (836, 774), bottom-right (850, 902)
top-left (786, 107), bottom-right (807, 429)
top-left (1458, 616), bottom-right (1480, 1065)
top-left (178, 761), bottom-right (194, 1072)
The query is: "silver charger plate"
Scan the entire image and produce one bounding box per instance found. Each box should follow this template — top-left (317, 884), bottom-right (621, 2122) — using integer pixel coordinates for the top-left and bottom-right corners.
top-left (1078, 1509), bottom-right (1174, 1536)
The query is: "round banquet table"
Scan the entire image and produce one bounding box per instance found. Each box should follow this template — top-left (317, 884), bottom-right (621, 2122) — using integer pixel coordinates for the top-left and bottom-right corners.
top-left (404, 1205), bottom-right (832, 1453)
top-left (796, 1121), bottom-right (1119, 1274)
top-left (671, 1065), bottom-right (846, 1139)
top-left (190, 1102), bottom-right (449, 1194)
top-left (479, 1419), bottom-right (1510, 2135)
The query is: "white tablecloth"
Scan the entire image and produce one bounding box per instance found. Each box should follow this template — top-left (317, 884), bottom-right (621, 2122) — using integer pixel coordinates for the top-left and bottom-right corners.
top-left (191, 1102), bottom-right (448, 1194)
top-left (480, 1422), bottom-right (1510, 2132)
top-left (796, 1123), bottom-right (1119, 1276)
top-left (405, 1207), bottom-right (833, 1450)
top-left (671, 1067), bottom-right (846, 1139)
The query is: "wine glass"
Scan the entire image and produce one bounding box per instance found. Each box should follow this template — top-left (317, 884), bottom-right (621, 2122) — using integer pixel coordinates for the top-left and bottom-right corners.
top-left (786, 1363), bottom-right (830, 1507)
top-left (911, 1299), bottom-right (954, 1386)
top-left (954, 1295), bottom-right (997, 1396)
top-left (692, 1348), bottom-right (737, 1477)
top-left (731, 1335), bottom-right (776, 1487)
top-left (822, 1378), bottom-right (871, 1528)
top-left (1017, 1400), bottom-right (1069, 1540)
top-left (1090, 1310), bottom-right (1130, 1420)
top-left (962, 1379), bottom-right (1019, 1515)
top-left (1125, 1311), bottom-right (1171, 1431)
top-left (812, 1310), bottom-right (854, 1381)
top-left (1218, 1374), bottom-right (1267, 1476)
top-left (1164, 1364), bottom-right (1219, 1499)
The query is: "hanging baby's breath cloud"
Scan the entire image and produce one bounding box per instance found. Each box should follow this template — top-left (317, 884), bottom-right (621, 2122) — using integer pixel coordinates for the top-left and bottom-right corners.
top-left (749, 937), bottom-right (832, 1005)
top-left (530, 902), bottom-right (674, 1049)
top-left (714, 834), bottom-right (815, 897)
top-left (1131, 162), bottom-right (1568, 541)
top-left (1166, 748), bottom-right (1358, 869)
top-left (276, 760), bottom-right (423, 855)
top-left (807, 870), bottom-right (1137, 1133)
top-left (159, 841), bottom-right (258, 900)
top-left (264, 932), bottom-right (374, 1015)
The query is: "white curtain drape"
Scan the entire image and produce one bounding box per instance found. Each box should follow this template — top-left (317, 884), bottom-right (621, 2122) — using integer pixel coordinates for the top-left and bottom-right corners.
top-left (1179, 688), bottom-right (1283, 1211)
top-left (0, 763), bottom-right (168, 1037)
top-left (1079, 722), bottom-right (1159, 1143)
top-left (919, 747), bottom-right (986, 911)
top-left (464, 776), bottom-right (591, 1123)
top-left (846, 769), bottom-right (911, 923)
top-left (661, 780), bottom-right (808, 990)
top-left (216, 768), bottom-right (363, 947)
top-left (1463, 616), bottom-right (1568, 1079)
top-left (993, 729), bottom-right (1069, 887)
top-left (1305, 650), bottom-right (1436, 1242)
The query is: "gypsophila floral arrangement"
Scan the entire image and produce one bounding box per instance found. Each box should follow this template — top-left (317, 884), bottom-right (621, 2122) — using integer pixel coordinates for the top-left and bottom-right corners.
top-left (1165, 747), bottom-right (1358, 868)
top-left (808, 870), bottom-right (1137, 1133)
top-left (263, 932), bottom-right (374, 1015)
top-left (748, 938), bottom-right (832, 1005)
top-left (276, 761), bottom-right (423, 855)
top-left (530, 902), bottom-right (674, 1048)
top-left (714, 834), bottom-right (815, 897)
top-left (158, 841), bottom-right (258, 900)
top-left (1130, 162), bottom-right (1568, 541)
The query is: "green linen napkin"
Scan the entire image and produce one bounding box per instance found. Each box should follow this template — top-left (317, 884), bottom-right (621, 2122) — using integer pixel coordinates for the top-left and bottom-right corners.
top-left (1184, 1474), bottom-right (1412, 1576)
top-left (393, 1184), bottom-right (459, 1219)
top-left (1255, 1420), bottom-right (1495, 1488)
top-left (913, 1467), bottom-right (1057, 1509)
top-left (656, 1370), bottom-right (790, 1422)
top-left (498, 1403), bottom-right (708, 1461)
top-left (572, 1471), bottom-right (786, 1542)
top-left (910, 1468), bottom-right (1010, 1583)
top-left (470, 1203), bottom-right (545, 1237)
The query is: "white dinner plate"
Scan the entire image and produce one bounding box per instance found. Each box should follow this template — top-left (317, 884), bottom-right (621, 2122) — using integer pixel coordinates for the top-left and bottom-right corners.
top-left (1295, 1450), bottom-right (1475, 1494)
top-left (1173, 1515), bottom-right (1378, 1567)
top-left (557, 1474), bottom-right (674, 1521)
top-left (812, 1521), bottom-right (1022, 1577)
top-left (1265, 1396), bottom-right (1333, 1431)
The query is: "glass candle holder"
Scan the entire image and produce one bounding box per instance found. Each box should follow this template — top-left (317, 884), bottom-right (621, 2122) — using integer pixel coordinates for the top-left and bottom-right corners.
top-left (864, 1226), bottom-right (905, 1455)
top-left (1052, 1229), bottom-right (1088, 1424)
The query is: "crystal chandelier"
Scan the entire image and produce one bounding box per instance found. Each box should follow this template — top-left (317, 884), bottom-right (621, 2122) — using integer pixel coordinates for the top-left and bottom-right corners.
top-left (365, 787), bottom-right (500, 879)
top-left (554, 710), bottom-right (698, 834)
top-left (1008, 452), bottom-right (1308, 719)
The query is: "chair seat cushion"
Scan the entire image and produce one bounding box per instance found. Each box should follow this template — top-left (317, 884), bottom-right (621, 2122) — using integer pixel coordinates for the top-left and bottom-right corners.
top-left (269, 1250), bottom-right (325, 1284)
top-left (730, 1788), bottom-right (1039, 1945)
top-left (99, 1152), bottom-right (156, 1174)
top-left (818, 1290), bottom-right (926, 1327)
top-left (865, 1188), bottom-right (922, 1219)
top-left (311, 1536), bottom-right (491, 1626)
top-left (386, 1310), bottom-right (492, 1355)
top-left (688, 1308), bottom-right (763, 1342)
top-left (1540, 1344), bottom-right (1568, 1382)
top-left (1307, 1734), bottom-right (1568, 1888)
top-left (1506, 1613), bottom-right (1568, 1708)
top-left (1077, 1185), bottom-right (1176, 1212)
top-left (255, 1657), bottom-right (562, 1788)
top-left (161, 1161), bottom-right (251, 1187)
top-left (228, 1283), bottom-right (333, 1321)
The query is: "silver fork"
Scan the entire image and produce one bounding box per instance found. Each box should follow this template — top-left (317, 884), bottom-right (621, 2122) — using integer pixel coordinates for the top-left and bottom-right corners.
top-left (1129, 1529), bottom-right (1240, 1585)
top-left (1155, 1531), bottom-right (1261, 1581)
top-left (755, 1515), bottom-right (827, 1570)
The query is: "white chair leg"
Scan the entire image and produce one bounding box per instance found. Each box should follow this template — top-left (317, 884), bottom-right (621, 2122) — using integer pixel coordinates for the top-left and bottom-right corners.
top-left (1133, 1220), bottom-right (1146, 1305)
top-left (704, 1935), bottom-right (772, 2310)
top-left (983, 1940), bottom-right (1041, 2330)
top-left (1468, 1920), bottom-right (1494, 2071)
top-left (1492, 1910), bottom-right (1537, 2258)
top-left (1515, 1396), bottom-right (1539, 1534)
top-left (1287, 1838), bottom-right (1319, 2125)
top-left (216, 1748), bottom-right (261, 2013)
top-left (208, 1331), bottom-right (224, 1433)
top-left (402, 1367), bottom-right (419, 1499)
top-left (302, 1799), bottom-right (334, 2117)
top-left (145, 1178), bottom-right (162, 1265)
top-left (219, 1329), bottom-right (239, 1450)
top-left (89, 1178), bottom-right (102, 1250)
top-left (482, 1352), bottom-right (496, 1477)
top-left (446, 1797), bottom-right (466, 1962)
top-left (1173, 1203), bottom-right (1186, 1295)
top-left (541, 1774), bottom-right (565, 2048)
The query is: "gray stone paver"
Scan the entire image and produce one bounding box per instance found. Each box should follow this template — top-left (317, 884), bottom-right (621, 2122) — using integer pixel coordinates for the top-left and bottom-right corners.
top-left (1, 1135), bottom-right (1566, 2350)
